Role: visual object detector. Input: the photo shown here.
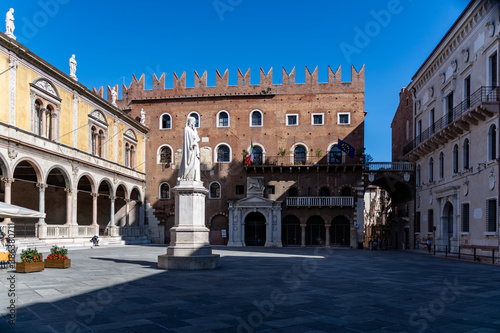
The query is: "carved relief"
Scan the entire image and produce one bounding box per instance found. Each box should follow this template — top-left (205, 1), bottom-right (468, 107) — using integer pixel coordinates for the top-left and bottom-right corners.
top-left (461, 48), bottom-right (469, 62)
top-left (247, 177), bottom-right (264, 195)
top-left (488, 167), bottom-right (496, 190)
top-left (35, 79), bottom-right (57, 96)
top-left (7, 148), bottom-right (17, 160)
top-left (486, 21), bottom-right (495, 37)
top-left (463, 177), bottom-right (469, 196)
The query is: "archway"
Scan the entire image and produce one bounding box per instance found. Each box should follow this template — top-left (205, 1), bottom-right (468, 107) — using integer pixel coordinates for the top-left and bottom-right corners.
top-left (12, 160), bottom-right (41, 237)
top-left (331, 216), bottom-right (350, 246)
top-left (129, 187), bottom-right (142, 227)
top-left (77, 175), bottom-right (94, 226)
top-left (282, 215), bottom-right (301, 246)
top-left (210, 214), bottom-right (228, 245)
top-left (443, 202), bottom-right (454, 251)
top-left (97, 180), bottom-right (112, 234)
top-left (306, 216), bottom-right (325, 246)
top-left (45, 167), bottom-right (69, 225)
top-left (115, 184), bottom-right (128, 227)
top-left (245, 212), bottom-right (266, 246)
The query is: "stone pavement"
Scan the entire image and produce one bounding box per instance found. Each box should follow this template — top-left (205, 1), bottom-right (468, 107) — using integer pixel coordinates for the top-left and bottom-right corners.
top-left (0, 245), bottom-right (499, 333)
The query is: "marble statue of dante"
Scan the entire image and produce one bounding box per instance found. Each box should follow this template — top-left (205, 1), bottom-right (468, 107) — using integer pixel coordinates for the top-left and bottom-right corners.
top-left (69, 54), bottom-right (77, 78)
top-left (178, 116), bottom-right (200, 182)
top-left (5, 8), bottom-right (14, 35)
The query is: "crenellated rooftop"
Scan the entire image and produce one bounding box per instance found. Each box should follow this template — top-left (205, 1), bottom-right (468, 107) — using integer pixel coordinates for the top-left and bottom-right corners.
top-left (93, 65), bottom-right (364, 104)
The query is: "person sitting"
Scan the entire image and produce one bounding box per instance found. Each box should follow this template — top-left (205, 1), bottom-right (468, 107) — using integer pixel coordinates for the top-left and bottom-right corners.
top-left (90, 235), bottom-right (99, 247)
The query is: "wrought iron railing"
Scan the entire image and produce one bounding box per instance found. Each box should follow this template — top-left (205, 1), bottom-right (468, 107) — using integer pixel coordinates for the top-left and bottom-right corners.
top-left (245, 155), bottom-right (356, 166)
top-left (404, 86), bottom-right (499, 155)
top-left (364, 162), bottom-right (414, 171)
top-left (286, 196), bottom-right (354, 207)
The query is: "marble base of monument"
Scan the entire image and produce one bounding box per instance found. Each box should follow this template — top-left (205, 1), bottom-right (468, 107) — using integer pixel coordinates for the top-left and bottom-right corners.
top-left (157, 180), bottom-right (220, 270)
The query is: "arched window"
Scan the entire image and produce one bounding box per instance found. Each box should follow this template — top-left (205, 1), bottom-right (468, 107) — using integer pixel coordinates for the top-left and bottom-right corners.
top-left (294, 145), bottom-right (306, 165)
top-left (160, 114), bottom-right (171, 129)
top-left (439, 152), bottom-right (444, 179)
top-left (463, 138), bottom-right (469, 170)
top-left (319, 187), bottom-right (330, 196)
top-left (130, 144), bottom-right (136, 169)
top-left (91, 126), bottom-right (97, 155)
top-left (125, 142), bottom-right (130, 167)
top-left (89, 110), bottom-right (108, 158)
top-left (428, 157), bottom-right (434, 182)
top-left (218, 111), bottom-right (229, 127)
top-left (341, 186), bottom-right (351, 196)
top-left (329, 145), bottom-right (342, 164)
top-left (159, 183), bottom-right (170, 199)
top-left (253, 146), bottom-right (263, 165)
top-left (251, 110), bottom-right (262, 126)
top-left (489, 124), bottom-right (497, 161)
top-left (209, 182), bottom-right (221, 199)
top-left (97, 130), bottom-right (104, 157)
top-left (288, 187), bottom-right (298, 197)
top-left (217, 145), bottom-right (230, 163)
top-left (160, 146), bottom-right (172, 164)
top-left (453, 144), bottom-right (459, 174)
top-left (34, 100), bottom-right (43, 136)
top-left (46, 105), bottom-right (53, 140)
top-left (189, 112), bottom-right (200, 127)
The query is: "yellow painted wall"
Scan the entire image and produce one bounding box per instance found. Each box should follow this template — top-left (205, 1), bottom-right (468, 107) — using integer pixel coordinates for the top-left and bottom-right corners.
top-left (77, 102), bottom-right (90, 152)
top-left (57, 89), bottom-right (73, 146)
top-left (15, 64), bottom-right (36, 131)
top-left (0, 53), bottom-right (9, 124)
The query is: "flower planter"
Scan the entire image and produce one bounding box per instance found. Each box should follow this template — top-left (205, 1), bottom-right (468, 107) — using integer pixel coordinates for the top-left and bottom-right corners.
top-left (16, 261), bottom-right (45, 273)
top-left (45, 258), bottom-right (71, 269)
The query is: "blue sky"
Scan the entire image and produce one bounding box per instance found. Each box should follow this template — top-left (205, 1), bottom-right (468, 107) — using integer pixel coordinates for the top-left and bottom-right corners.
top-left (5, 0), bottom-right (470, 161)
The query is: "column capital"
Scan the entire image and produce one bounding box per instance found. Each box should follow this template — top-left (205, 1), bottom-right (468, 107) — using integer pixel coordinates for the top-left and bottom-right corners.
top-left (36, 183), bottom-right (48, 190)
top-left (91, 192), bottom-right (99, 198)
top-left (1, 177), bottom-right (14, 184)
top-left (125, 198), bottom-right (131, 203)
top-left (109, 195), bottom-right (116, 201)
top-left (64, 188), bottom-right (72, 194)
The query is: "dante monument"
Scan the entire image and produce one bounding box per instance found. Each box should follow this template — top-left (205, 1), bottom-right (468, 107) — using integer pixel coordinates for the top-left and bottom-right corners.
top-left (157, 116), bottom-right (220, 270)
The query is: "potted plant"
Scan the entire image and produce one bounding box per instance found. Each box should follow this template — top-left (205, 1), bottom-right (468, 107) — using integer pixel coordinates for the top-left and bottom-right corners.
top-left (16, 248), bottom-right (44, 273)
top-left (277, 147), bottom-right (287, 165)
top-left (45, 245), bottom-right (71, 268)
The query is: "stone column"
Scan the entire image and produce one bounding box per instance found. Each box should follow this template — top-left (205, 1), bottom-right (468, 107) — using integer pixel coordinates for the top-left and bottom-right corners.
top-left (36, 183), bottom-right (48, 225)
top-left (36, 183), bottom-right (48, 239)
top-left (40, 108), bottom-right (47, 137)
top-left (91, 193), bottom-right (98, 226)
top-left (325, 225), bottom-right (331, 248)
top-left (50, 112), bottom-right (57, 140)
top-left (109, 195), bottom-right (116, 227)
top-left (64, 188), bottom-right (73, 225)
top-left (301, 224), bottom-right (306, 248)
top-left (1, 178), bottom-right (14, 224)
top-left (125, 199), bottom-right (131, 227)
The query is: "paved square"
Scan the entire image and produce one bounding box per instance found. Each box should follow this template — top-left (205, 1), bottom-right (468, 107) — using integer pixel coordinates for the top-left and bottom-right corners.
top-left (1, 245), bottom-right (499, 332)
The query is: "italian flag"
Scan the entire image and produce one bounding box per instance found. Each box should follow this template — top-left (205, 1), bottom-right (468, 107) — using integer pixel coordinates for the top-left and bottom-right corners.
top-left (245, 141), bottom-right (254, 166)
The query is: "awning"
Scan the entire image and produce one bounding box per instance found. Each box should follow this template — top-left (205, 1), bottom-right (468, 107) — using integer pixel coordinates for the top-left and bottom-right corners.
top-left (0, 201), bottom-right (45, 219)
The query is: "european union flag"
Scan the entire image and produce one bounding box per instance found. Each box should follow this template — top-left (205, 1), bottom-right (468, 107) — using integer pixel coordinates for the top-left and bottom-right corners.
top-left (338, 139), bottom-right (355, 158)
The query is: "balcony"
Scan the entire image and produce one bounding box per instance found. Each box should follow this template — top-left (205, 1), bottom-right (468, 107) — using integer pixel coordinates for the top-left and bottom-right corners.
top-left (286, 196), bottom-right (354, 207)
top-left (245, 155), bottom-right (362, 174)
top-left (404, 86), bottom-right (499, 159)
top-left (364, 162), bottom-right (414, 172)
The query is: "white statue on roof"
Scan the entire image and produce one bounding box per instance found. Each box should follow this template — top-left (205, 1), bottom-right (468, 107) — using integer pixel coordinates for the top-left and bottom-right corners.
top-left (5, 8), bottom-right (15, 39)
top-left (69, 54), bottom-right (77, 81)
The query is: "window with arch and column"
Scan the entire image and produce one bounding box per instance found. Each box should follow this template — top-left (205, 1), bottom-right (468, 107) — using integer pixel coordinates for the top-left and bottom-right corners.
top-left (124, 129), bottom-right (138, 169)
top-left (89, 110), bottom-right (108, 158)
top-left (217, 111), bottom-right (229, 127)
top-left (250, 110), bottom-right (262, 127)
top-left (160, 113), bottom-right (172, 129)
top-left (329, 145), bottom-right (342, 164)
top-left (488, 124), bottom-right (497, 161)
top-left (209, 182), bottom-right (221, 199)
top-left (159, 183), bottom-right (170, 199)
top-left (294, 145), bottom-right (307, 165)
top-left (30, 78), bottom-right (61, 140)
top-left (252, 145), bottom-right (263, 165)
top-left (216, 144), bottom-right (231, 163)
top-left (158, 146), bottom-right (173, 164)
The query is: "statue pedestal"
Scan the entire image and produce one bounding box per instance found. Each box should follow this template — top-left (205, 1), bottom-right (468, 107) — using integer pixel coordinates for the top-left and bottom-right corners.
top-left (158, 180), bottom-right (220, 270)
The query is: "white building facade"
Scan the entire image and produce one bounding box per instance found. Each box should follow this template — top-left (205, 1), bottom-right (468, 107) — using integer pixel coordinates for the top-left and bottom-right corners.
top-left (405, 0), bottom-right (499, 254)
